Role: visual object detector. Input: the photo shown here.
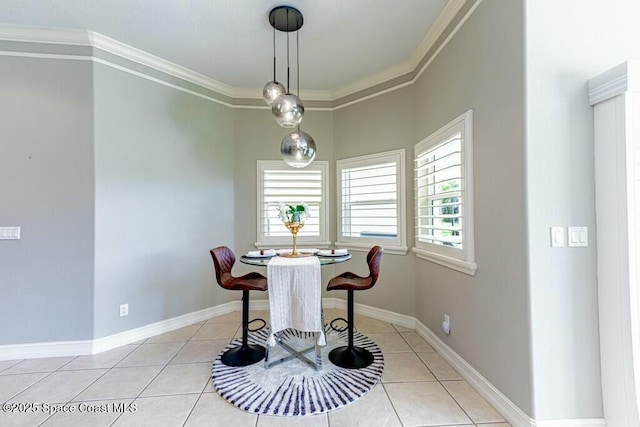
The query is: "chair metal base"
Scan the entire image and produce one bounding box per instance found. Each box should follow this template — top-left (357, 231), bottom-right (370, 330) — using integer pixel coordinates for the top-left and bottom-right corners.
top-left (329, 345), bottom-right (374, 369)
top-left (221, 344), bottom-right (266, 367)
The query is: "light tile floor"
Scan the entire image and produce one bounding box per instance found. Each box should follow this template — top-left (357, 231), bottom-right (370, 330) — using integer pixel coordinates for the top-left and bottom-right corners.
top-left (0, 308), bottom-right (510, 427)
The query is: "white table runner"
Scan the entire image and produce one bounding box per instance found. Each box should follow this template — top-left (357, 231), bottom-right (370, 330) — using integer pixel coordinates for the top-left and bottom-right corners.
top-left (266, 256), bottom-right (325, 347)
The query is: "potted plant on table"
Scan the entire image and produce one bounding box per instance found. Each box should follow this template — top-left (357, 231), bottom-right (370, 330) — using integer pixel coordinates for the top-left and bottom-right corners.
top-left (277, 202), bottom-right (310, 256)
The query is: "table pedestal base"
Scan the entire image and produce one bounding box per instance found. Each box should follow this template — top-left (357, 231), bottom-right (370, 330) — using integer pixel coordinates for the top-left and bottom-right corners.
top-left (265, 332), bottom-right (323, 371)
top-left (329, 345), bottom-right (374, 369)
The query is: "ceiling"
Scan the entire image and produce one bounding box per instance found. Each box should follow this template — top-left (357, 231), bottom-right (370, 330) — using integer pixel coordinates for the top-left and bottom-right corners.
top-left (0, 0), bottom-right (450, 94)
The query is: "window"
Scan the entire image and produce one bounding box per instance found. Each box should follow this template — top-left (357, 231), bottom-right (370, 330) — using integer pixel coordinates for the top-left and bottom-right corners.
top-left (413, 110), bottom-right (476, 275)
top-left (256, 160), bottom-right (329, 247)
top-left (336, 149), bottom-right (407, 254)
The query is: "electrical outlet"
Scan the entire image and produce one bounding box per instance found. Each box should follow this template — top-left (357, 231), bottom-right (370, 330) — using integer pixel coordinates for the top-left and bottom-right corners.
top-left (119, 304), bottom-right (129, 317)
top-left (442, 314), bottom-right (451, 335)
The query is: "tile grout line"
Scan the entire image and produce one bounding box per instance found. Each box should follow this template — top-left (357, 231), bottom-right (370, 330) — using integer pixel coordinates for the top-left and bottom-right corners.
top-left (5, 312), bottom-right (508, 426)
top-left (37, 342), bottom-right (144, 426)
top-left (391, 322), bottom-right (475, 427)
top-left (109, 336), bottom-right (192, 426)
top-left (404, 328), bottom-right (475, 426)
top-left (1, 353), bottom-right (86, 423)
top-left (379, 382), bottom-right (406, 427)
top-left (395, 322), bottom-right (507, 425)
top-left (0, 359), bottom-right (24, 375)
top-left (178, 319), bottom-right (239, 427)
top-left (111, 322), bottom-right (209, 427)
top-left (177, 321), bottom-right (219, 426)
top-left (181, 391), bottom-right (207, 427)
top-left (386, 322), bottom-right (417, 426)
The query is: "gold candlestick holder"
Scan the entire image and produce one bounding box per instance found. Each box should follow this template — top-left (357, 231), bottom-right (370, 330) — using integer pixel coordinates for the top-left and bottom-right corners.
top-left (281, 221), bottom-right (313, 258)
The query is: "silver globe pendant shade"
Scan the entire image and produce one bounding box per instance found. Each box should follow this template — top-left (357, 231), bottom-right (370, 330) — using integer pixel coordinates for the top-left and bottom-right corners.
top-left (272, 92), bottom-right (304, 128)
top-left (281, 130), bottom-right (316, 168)
top-left (267, 6), bottom-right (316, 168)
top-left (263, 80), bottom-right (286, 106)
top-left (266, 6), bottom-right (306, 128)
top-left (262, 19), bottom-right (285, 106)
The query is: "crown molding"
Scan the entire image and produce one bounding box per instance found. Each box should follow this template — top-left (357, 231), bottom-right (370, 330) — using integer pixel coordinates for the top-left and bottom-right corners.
top-left (232, 86), bottom-right (335, 102)
top-left (87, 31), bottom-right (235, 97)
top-left (227, 0), bottom-right (465, 102)
top-left (0, 0), bottom-right (478, 105)
top-left (330, 61), bottom-right (413, 101)
top-left (408, 0), bottom-right (468, 70)
top-left (329, 0), bottom-right (467, 101)
top-left (0, 23), bottom-right (236, 98)
top-left (0, 23), bottom-right (89, 45)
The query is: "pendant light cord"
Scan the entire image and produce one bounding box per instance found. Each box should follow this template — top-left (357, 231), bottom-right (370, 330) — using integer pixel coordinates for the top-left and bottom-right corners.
top-left (296, 29), bottom-right (300, 97)
top-left (286, 9), bottom-right (290, 93)
top-left (296, 31), bottom-right (301, 133)
top-left (272, 26), bottom-right (276, 81)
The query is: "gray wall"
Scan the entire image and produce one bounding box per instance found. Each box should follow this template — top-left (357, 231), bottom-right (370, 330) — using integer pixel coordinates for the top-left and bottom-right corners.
top-left (0, 44), bottom-right (237, 343)
top-left (524, 0), bottom-right (640, 419)
top-left (5, 1), bottom-right (640, 421)
top-left (0, 54), bottom-right (95, 344)
top-left (412, 0), bottom-right (532, 415)
top-left (232, 108), bottom-right (338, 294)
top-left (93, 62), bottom-right (236, 337)
top-left (333, 86), bottom-right (417, 317)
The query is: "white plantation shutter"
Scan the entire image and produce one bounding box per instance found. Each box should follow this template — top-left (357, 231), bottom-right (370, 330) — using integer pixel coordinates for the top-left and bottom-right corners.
top-left (257, 161), bottom-right (329, 246)
top-left (413, 110), bottom-right (476, 275)
top-left (336, 150), bottom-right (406, 252)
top-left (415, 136), bottom-right (463, 248)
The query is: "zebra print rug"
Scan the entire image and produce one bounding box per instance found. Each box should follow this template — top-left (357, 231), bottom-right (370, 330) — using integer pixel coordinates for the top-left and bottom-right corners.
top-left (211, 327), bottom-right (384, 416)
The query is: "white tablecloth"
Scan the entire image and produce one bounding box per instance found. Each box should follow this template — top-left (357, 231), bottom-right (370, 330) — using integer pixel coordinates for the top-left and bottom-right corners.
top-left (266, 256), bottom-right (325, 347)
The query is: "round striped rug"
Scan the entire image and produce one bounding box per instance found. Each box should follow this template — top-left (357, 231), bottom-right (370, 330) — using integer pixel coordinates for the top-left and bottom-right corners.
top-left (211, 327), bottom-right (384, 416)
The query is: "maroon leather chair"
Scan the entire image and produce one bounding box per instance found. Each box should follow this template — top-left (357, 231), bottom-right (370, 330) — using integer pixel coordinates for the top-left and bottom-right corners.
top-left (326, 246), bottom-right (384, 369)
top-left (210, 246), bottom-right (268, 366)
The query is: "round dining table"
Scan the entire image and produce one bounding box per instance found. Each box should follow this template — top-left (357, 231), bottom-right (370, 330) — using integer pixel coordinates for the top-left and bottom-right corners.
top-left (239, 251), bottom-right (351, 371)
top-left (239, 252), bottom-right (351, 267)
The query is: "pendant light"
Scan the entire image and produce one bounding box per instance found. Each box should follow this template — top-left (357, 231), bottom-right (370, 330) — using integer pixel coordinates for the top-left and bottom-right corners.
top-left (281, 128), bottom-right (316, 168)
top-left (262, 25), bottom-right (285, 105)
top-left (266, 6), bottom-right (305, 128)
top-left (265, 6), bottom-right (316, 168)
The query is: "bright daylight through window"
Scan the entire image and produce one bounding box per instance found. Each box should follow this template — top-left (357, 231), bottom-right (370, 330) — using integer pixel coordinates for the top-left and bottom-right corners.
top-left (256, 160), bottom-right (329, 247)
top-left (336, 150), bottom-right (406, 254)
top-left (414, 110), bottom-right (476, 275)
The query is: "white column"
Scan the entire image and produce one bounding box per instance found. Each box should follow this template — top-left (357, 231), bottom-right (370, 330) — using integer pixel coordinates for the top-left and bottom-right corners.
top-left (589, 60), bottom-right (640, 427)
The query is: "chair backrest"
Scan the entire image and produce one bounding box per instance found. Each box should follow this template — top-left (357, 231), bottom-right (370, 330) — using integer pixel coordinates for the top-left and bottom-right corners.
top-left (210, 246), bottom-right (236, 288)
top-left (367, 246), bottom-right (384, 287)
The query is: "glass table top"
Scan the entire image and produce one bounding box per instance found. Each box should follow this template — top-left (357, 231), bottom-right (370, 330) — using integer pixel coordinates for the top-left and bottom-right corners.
top-left (239, 253), bottom-right (352, 267)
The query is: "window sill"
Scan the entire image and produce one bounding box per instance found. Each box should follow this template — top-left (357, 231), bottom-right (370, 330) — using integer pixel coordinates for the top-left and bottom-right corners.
top-left (255, 241), bottom-right (332, 250)
top-left (336, 241), bottom-right (408, 255)
top-left (412, 247), bottom-right (477, 275)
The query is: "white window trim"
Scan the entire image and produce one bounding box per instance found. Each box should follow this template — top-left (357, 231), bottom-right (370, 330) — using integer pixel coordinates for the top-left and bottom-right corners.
top-left (336, 149), bottom-right (408, 255)
top-left (255, 160), bottom-right (330, 249)
top-left (413, 110), bottom-right (476, 275)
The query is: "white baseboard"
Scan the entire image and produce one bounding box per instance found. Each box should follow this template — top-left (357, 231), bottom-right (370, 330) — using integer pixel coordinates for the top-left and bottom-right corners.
top-left (0, 301), bottom-right (240, 361)
top-left (412, 321), bottom-right (607, 427)
top-left (91, 301), bottom-right (240, 354)
top-left (0, 340), bottom-right (94, 361)
top-left (413, 320), bottom-right (532, 426)
top-left (0, 299), bottom-right (607, 427)
top-left (533, 420), bottom-right (606, 427)
top-left (353, 301), bottom-right (416, 330)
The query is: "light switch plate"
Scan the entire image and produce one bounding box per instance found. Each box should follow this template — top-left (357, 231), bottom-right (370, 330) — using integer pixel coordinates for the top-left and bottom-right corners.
top-left (568, 226), bottom-right (588, 247)
top-left (550, 226), bottom-right (565, 248)
top-left (0, 227), bottom-right (20, 239)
